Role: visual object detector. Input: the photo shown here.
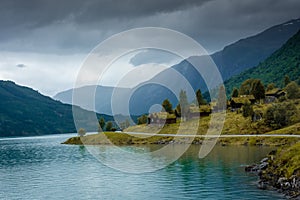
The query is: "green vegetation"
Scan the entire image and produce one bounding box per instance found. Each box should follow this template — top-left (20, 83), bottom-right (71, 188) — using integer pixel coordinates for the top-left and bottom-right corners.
top-left (260, 142), bottom-right (300, 198)
top-left (161, 99), bottom-right (173, 113)
top-left (231, 88), bottom-right (239, 97)
top-left (0, 80), bottom-right (113, 137)
top-left (286, 81), bottom-right (300, 99)
top-left (196, 89), bottom-right (207, 105)
top-left (137, 115), bottom-right (148, 125)
top-left (224, 30), bottom-right (300, 97)
top-left (98, 117), bottom-right (105, 131)
top-left (239, 79), bottom-right (265, 101)
top-left (105, 121), bottom-right (113, 131)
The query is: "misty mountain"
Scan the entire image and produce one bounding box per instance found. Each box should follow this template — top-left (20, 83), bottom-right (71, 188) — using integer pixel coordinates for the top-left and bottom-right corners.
top-left (54, 19), bottom-right (300, 115)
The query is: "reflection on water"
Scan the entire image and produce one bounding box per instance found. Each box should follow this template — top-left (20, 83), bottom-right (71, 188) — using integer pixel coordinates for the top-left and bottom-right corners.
top-left (0, 135), bottom-right (284, 200)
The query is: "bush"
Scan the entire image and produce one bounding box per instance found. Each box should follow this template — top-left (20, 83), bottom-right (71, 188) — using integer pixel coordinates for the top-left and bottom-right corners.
top-left (242, 102), bottom-right (253, 118)
top-left (264, 102), bottom-right (298, 129)
top-left (285, 81), bottom-right (300, 99)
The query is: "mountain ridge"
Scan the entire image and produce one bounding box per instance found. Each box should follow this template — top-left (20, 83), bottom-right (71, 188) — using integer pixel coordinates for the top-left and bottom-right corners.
top-left (54, 19), bottom-right (300, 115)
top-left (0, 80), bottom-right (113, 137)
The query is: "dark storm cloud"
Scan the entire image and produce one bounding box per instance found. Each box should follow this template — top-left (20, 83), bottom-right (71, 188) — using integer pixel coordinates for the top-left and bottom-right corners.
top-left (0, 0), bottom-right (210, 29)
top-left (0, 0), bottom-right (299, 54)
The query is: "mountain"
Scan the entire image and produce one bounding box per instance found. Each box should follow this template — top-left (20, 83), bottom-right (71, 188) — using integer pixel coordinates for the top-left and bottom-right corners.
top-left (168, 18), bottom-right (300, 93)
top-left (224, 29), bottom-right (300, 96)
top-left (55, 19), bottom-right (300, 115)
top-left (0, 81), bottom-right (113, 137)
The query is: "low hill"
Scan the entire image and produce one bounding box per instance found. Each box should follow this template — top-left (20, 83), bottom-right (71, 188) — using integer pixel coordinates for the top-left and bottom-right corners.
top-left (224, 29), bottom-right (300, 96)
top-left (0, 80), bottom-right (113, 137)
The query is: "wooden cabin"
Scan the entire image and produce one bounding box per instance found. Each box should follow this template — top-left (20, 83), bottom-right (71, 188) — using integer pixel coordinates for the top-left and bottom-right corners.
top-left (230, 95), bottom-right (255, 110)
top-left (265, 88), bottom-right (286, 103)
top-left (148, 112), bottom-right (176, 125)
top-left (188, 105), bottom-right (212, 119)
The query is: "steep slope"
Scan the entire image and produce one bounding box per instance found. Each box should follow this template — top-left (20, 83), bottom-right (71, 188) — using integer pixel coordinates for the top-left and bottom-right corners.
top-left (224, 29), bottom-right (300, 96)
top-left (0, 81), bottom-right (113, 137)
top-left (170, 18), bottom-right (300, 92)
top-left (55, 19), bottom-right (300, 115)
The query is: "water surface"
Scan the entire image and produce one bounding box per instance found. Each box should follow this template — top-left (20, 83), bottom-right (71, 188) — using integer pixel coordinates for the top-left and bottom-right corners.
top-left (0, 134), bottom-right (284, 199)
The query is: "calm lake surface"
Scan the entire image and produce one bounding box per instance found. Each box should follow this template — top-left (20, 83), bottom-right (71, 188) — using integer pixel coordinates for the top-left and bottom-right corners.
top-left (0, 134), bottom-right (284, 199)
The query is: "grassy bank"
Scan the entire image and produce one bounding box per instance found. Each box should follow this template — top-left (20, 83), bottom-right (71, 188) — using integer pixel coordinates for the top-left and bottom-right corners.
top-left (260, 142), bottom-right (300, 198)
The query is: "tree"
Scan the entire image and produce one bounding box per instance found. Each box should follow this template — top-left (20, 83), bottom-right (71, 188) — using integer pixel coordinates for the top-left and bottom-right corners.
top-left (242, 102), bottom-right (253, 118)
top-left (231, 87), bottom-right (239, 98)
top-left (266, 83), bottom-right (276, 92)
top-left (161, 99), bottom-right (173, 113)
top-left (98, 117), bottom-right (105, 132)
top-left (179, 90), bottom-right (189, 121)
top-left (196, 89), bottom-right (207, 106)
top-left (239, 79), bottom-right (252, 95)
top-left (137, 115), bottom-right (148, 125)
top-left (239, 79), bottom-right (265, 101)
top-left (251, 79), bottom-right (265, 101)
top-left (284, 75), bottom-right (291, 87)
top-left (264, 102), bottom-right (297, 129)
top-left (175, 104), bottom-right (181, 117)
top-left (106, 122), bottom-right (113, 131)
top-left (78, 128), bottom-right (86, 137)
top-left (216, 85), bottom-right (227, 111)
top-left (285, 81), bottom-right (300, 99)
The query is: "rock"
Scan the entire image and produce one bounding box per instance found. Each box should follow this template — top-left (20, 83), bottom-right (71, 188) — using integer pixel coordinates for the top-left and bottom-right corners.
top-left (260, 157), bottom-right (269, 163)
top-left (259, 162), bottom-right (268, 170)
top-left (257, 180), bottom-right (267, 190)
top-left (278, 177), bottom-right (288, 185)
top-left (245, 164), bottom-right (256, 172)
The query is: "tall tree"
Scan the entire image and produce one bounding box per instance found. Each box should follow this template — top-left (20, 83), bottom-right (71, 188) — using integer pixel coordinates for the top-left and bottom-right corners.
top-left (175, 104), bottom-right (181, 118)
top-left (179, 90), bottom-right (189, 121)
top-left (284, 75), bottom-right (291, 87)
top-left (239, 79), bottom-right (253, 95)
top-left (231, 87), bottom-right (239, 98)
top-left (251, 79), bottom-right (265, 101)
top-left (239, 79), bottom-right (265, 101)
top-left (216, 85), bottom-right (227, 111)
top-left (196, 89), bottom-right (206, 106)
top-left (161, 99), bottom-right (173, 113)
top-left (98, 117), bottom-right (105, 132)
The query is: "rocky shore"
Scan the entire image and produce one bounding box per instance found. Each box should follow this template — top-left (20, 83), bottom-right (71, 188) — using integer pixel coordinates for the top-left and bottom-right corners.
top-left (245, 143), bottom-right (300, 199)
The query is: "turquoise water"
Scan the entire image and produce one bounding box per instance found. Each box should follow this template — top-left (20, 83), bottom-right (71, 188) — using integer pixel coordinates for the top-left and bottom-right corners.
top-left (0, 134), bottom-right (284, 199)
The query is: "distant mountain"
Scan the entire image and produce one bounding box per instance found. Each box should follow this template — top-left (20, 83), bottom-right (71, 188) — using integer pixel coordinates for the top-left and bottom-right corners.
top-left (55, 19), bottom-right (300, 115)
top-left (224, 29), bottom-right (300, 96)
top-left (0, 81), bottom-right (113, 137)
top-left (168, 18), bottom-right (300, 93)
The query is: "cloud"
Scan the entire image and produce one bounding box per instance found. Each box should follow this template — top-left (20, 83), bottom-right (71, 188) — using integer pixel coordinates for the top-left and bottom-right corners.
top-left (16, 63), bottom-right (26, 68)
top-left (0, 0), bottom-right (300, 96)
top-left (129, 49), bottom-right (181, 66)
top-left (0, 0), bottom-right (298, 54)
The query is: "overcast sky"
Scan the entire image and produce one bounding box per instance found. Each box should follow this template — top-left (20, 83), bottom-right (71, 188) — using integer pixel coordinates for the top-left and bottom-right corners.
top-left (0, 0), bottom-right (299, 96)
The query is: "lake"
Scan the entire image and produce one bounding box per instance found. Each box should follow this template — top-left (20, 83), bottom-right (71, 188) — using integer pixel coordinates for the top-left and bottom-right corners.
top-left (0, 134), bottom-right (284, 199)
